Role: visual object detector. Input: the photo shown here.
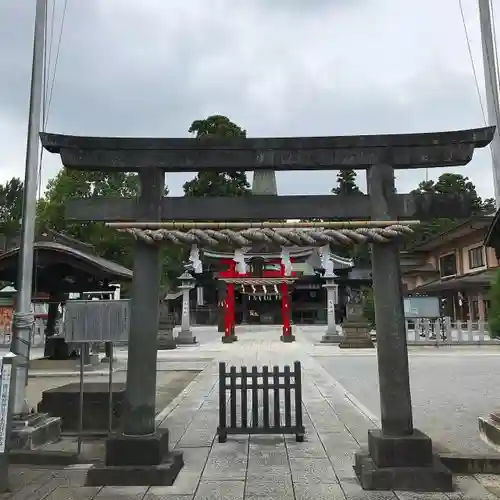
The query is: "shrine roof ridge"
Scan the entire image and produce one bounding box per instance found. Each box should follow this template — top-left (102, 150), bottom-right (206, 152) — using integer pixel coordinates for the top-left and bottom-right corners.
top-left (40, 127), bottom-right (494, 151)
top-left (203, 247), bottom-right (315, 261)
top-left (0, 241), bottom-right (133, 281)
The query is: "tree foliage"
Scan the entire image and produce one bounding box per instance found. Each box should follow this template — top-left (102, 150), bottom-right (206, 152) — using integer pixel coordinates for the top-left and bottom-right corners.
top-left (329, 170), bottom-right (367, 261)
top-left (36, 169), bottom-right (183, 287)
top-left (331, 170), bottom-right (362, 195)
top-left (408, 173), bottom-right (489, 248)
top-left (183, 115), bottom-right (251, 197)
top-left (482, 197), bottom-right (496, 214)
top-left (0, 177), bottom-right (24, 241)
top-left (489, 270), bottom-right (500, 338)
top-left (37, 170), bottom-right (141, 268)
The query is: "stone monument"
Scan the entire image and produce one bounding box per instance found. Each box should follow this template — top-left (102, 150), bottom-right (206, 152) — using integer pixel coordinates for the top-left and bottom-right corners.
top-left (157, 298), bottom-right (176, 350)
top-left (338, 287), bottom-right (374, 349)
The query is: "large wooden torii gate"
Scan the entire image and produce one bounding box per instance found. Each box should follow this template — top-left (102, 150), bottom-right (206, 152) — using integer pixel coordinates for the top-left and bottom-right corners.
top-left (41, 126), bottom-right (494, 491)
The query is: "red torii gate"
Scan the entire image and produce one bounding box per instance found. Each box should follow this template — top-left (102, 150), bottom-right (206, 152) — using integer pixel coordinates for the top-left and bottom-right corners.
top-left (218, 257), bottom-right (299, 342)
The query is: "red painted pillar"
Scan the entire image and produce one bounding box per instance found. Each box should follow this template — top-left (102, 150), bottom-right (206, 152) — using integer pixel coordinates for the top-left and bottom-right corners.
top-left (223, 291), bottom-right (232, 340)
top-left (280, 263), bottom-right (295, 342)
top-left (222, 262), bottom-right (238, 343)
top-left (229, 261), bottom-right (237, 338)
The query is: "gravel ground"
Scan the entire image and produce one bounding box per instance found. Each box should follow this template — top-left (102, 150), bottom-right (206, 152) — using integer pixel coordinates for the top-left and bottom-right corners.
top-left (315, 350), bottom-right (500, 455)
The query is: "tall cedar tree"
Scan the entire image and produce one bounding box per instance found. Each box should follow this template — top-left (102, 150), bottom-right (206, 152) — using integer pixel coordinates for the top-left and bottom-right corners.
top-left (331, 170), bottom-right (368, 261)
top-left (0, 177), bottom-right (24, 243)
top-left (331, 170), bottom-right (362, 195)
top-left (183, 115), bottom-right (251, 197)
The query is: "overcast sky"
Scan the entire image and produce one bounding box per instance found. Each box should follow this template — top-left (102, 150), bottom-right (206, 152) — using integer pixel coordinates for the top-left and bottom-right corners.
top-left (0, 0), bottom-right (498, 198)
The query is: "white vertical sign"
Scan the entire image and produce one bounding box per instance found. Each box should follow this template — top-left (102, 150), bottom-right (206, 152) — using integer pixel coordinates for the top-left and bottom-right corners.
top-left (0, 362), bottom-right (12, 453)
top-left (328, 299), bottom-right (335, 315)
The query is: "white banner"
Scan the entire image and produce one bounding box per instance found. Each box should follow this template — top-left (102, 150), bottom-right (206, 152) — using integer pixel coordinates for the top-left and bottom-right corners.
top-left (0, 362), bottom-right (12, 453)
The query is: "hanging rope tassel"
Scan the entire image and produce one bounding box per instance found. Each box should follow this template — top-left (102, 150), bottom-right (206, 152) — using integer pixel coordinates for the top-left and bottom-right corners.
top-left (233, 247), bottom-right (248, 274)
top-left (189, 244), bottom-right (203, 274)
top-left (280, 247), bottom-right (293, 276)
top-left (319, 244), bottom-right (334, 275)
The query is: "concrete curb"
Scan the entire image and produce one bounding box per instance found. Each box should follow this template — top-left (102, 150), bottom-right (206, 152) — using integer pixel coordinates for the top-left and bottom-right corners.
top-left (439, 454), bottom-right (500, 474)
top-left (12, 364), bottom-right (213, 467)
top-left (28, 371), bottom-right (112, 378)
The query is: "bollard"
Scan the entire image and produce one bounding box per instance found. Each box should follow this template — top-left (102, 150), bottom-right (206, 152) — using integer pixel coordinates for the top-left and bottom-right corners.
top-left (0, 353), bottom-right (17, 493)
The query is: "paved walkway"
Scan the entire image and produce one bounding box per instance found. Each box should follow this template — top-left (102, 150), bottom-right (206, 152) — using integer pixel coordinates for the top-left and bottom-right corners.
top-left (4, 325), bottom-right (500, 499)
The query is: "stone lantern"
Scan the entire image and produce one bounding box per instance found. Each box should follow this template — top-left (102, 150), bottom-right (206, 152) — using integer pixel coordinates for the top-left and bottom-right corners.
top-left (321, 272), bottom-right (342, 343)
top-left (176, 272), bottom-right (197, 345)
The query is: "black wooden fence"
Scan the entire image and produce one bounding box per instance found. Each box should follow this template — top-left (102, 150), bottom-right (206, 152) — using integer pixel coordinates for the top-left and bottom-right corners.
top-left (217, 361), bottom-right (305, 443)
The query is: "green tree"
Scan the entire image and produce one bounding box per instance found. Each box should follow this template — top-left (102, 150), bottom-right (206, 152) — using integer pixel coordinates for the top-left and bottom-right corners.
top-left (331, 170), bottom-right (362, 195)
top-left (489, 270), bottom-right (500, 338)
top-left (330, 170), bottom-right (369, 261)
top-left (38, 169), bottom-right (184, 286)
top-left (482, 197), bottom-right (496, 214)
top-left (183, 115), bottom-right (251, 197)
top-left (0, 177), bottom-right (24, 240)
top-left (408, 173), bottom-right (484, 247)
top-left (37, 170), bottom-right (141, 268)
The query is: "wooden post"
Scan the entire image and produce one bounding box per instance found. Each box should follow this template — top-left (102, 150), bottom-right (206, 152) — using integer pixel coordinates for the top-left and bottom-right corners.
top-left (218, 362), bottom-right (227, 443)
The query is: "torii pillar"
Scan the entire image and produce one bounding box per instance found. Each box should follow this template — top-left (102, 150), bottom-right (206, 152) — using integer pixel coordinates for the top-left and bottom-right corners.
top-left (86, 169), bottom-right (183, 485)
top-left (354, 164), bottom-right (452, 491)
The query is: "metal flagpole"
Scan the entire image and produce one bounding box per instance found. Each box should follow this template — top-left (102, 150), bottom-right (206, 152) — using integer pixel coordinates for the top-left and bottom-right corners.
top-left (10, 0), bottom-right (47, 415)
top-left (479, 0), bottom-right (500, 209)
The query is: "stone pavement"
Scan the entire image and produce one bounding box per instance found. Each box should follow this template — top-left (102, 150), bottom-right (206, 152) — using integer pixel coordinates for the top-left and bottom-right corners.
top-left (3, 325), bottom-right (500, 499)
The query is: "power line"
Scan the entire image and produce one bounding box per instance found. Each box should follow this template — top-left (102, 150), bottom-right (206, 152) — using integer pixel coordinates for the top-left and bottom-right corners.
top-left (38, 0), bottom-right (68, 200)
top-left (479, 0), bottom-right (500, 128)
top-left (458, 0), bottom-right (487, 124)
top-left (44, 0), bottom-right (68, 130)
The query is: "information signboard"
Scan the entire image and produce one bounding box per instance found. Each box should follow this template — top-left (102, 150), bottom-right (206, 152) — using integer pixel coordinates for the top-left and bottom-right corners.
top-left (403, 296), bottom-right (440, 318)
top-left (63, 299), bottom-right (130, 343)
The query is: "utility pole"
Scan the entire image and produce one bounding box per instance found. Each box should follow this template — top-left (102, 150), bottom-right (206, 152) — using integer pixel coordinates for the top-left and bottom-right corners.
top-left (479, 0), bottom-right (500, 209)
top-left (10, 0), bottom-right (46, 415)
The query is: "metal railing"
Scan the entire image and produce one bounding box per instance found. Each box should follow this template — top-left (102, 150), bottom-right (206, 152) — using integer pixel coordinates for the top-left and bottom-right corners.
top-left (404, 318), bottom-right (497, 346)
